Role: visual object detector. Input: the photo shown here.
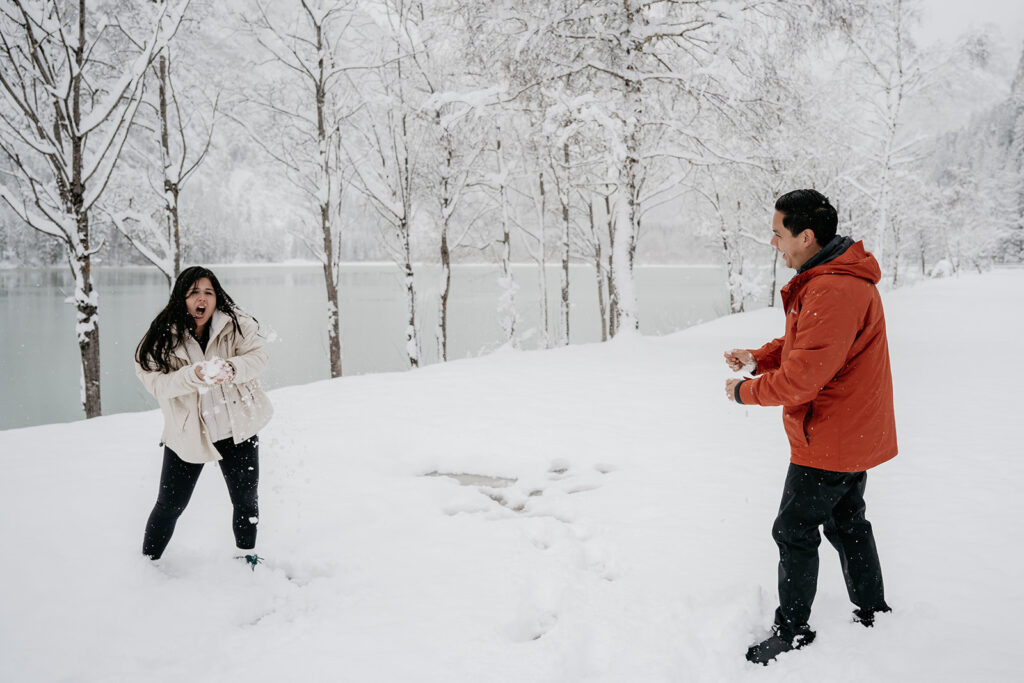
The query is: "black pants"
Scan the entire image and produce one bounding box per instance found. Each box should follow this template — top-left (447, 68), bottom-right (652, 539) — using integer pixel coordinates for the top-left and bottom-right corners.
top-left (143, 436), bottom-right (259, 560)
top-left (772, 463), bottom-right (888, 632)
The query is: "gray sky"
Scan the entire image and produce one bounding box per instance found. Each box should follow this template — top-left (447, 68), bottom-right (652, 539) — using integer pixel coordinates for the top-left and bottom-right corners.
top-left (917, 0), bottom-right (1024, 48)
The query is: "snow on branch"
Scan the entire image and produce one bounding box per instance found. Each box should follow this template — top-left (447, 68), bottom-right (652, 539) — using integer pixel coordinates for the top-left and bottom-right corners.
top-left (0, 183), bottom-right (70, 242)
top-left (105, 208), bottom-right (173, 277)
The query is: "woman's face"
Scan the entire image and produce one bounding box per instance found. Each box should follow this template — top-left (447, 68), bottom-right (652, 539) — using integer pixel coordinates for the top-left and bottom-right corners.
top-left (185, 277), bottom-right (216, 330)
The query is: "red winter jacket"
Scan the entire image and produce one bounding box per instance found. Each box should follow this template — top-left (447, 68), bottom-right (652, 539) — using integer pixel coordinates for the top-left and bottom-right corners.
top-left (738, 241), bottom-right (897, 472)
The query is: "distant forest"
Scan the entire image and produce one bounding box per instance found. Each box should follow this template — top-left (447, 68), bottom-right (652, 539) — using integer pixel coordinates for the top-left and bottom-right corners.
top-left (3, 0), bottom-right (1024, 415)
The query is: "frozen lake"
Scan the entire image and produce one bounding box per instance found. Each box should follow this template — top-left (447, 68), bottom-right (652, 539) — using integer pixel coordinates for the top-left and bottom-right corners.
top-left (0, 262), bottom-right (729, 430)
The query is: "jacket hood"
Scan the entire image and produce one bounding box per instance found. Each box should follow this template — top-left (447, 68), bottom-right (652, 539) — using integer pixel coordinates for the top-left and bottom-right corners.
top-left (793, 238), bottom-right (881, 286)
top-left (207, 308), bottom-right (233, 340)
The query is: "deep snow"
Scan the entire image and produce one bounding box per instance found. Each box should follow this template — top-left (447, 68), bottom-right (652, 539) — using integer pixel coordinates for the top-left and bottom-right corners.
top-left (1, 269), bottom-right (1022, 682)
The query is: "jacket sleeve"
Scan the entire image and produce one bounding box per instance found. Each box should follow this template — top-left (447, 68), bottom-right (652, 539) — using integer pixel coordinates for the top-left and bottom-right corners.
top-left (751, 337), bottom-right (784, 374)
top-left (226, 314), bottom-right (269, 385)
top-left (739, 281), bottom-right (861, 407)
top-left (135, 361), bottom-right (200, 400)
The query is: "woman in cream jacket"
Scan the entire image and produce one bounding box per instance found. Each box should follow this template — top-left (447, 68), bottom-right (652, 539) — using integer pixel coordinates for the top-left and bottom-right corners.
top-left (136, 266), bottom-right (273, 565)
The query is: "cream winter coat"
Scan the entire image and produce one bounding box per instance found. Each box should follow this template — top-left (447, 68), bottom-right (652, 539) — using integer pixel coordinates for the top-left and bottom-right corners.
top-left (136, 309), bottom-right (273, 464)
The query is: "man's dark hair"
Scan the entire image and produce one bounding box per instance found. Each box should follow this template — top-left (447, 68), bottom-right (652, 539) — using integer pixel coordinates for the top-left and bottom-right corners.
top-left (775, 189), bottom-right (838, 247)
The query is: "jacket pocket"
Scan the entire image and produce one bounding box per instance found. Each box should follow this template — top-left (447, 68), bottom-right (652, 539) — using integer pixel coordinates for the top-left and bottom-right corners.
top-left (803, 402), bottom-right (814, 443)
top-left (783, 404), bottom-right (811, 448)
top-left (242, 381), bottom-right (259, 407)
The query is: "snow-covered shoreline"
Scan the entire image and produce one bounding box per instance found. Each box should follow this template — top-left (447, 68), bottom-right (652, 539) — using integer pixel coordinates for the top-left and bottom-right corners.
top-left (2, 270), bottom-right (1022, 682)
top-left (2, 261), bottom-right (729, 272)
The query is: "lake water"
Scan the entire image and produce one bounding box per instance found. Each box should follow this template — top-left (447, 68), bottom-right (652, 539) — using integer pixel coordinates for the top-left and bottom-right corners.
top-left (0, 263), bottom-right (729, 430)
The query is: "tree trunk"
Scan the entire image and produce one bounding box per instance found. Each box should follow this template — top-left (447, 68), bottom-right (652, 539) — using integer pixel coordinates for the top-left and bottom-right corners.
top-left (891, 220), bottom-right (901, 286)
top-left (401, 218), bottom-right (419, 368)
top-left (613, 12), bottom-right (642, 334)
top-left (718, 199), bottom-right (745, 314)
top-left (720, 218), bottom-right (739, 314)
top-left (74, 0), bottom-right (100, 418)
top-left (875, 159), bottom-right (891, 273)
top-left (605, 192), bottom-right (618, 337)
top-left (437, 127), bottom-right (454, 362)
top-left (495, 132), bottom-right (517, 346)
top-left (438, 228), bottom-right (451, 362)
top-left (315, 22), bottom-right (342, 377)
top-left (321, 215), bottom-right (343, 380)
top-left (559, 141), bottom-right (570, 346)
top-left (614, 142), bottom-right (641, 333)
top-left (74, 210), bottom-right (101, 419)
top-left (157, 51), bottom-right (180, 287)
top-left (590, 198), bottom-right (607, 341)
top-left (535, 169), bottom-right (550, 347)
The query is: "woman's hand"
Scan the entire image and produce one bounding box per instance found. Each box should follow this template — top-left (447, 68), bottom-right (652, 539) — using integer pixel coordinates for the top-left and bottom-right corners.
top-left (194, 358), bottom-right (233, 385)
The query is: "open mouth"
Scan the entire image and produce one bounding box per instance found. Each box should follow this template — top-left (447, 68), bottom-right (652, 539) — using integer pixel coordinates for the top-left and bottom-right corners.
top-left (196, 305), bottom-right (207, 316)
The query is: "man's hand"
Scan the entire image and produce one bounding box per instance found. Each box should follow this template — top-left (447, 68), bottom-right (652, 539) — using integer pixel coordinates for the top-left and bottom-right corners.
top-left (724, 348), bottom-right (755, 373)
top-left (725, 378), bottom-right (743, 402)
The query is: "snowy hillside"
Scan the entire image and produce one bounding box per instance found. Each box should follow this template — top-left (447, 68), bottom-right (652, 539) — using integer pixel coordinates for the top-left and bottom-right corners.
top-left (1, 270), bottom-right (1022, 683)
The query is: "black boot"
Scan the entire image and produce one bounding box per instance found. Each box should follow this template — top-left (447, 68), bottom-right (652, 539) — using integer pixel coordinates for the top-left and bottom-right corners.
top-left (852, 604), bottom-right (892, 627)
top-left (745, 625), bottom-right (816, 665)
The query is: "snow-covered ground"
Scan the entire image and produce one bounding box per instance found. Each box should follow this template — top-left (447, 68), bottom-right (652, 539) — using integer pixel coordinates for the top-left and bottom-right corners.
top-left (2, 270), bottom-right (1022, 682)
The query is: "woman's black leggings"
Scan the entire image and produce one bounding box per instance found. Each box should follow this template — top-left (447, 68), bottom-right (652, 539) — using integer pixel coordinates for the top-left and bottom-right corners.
top-left (143, 436), bottom-right (259, 560)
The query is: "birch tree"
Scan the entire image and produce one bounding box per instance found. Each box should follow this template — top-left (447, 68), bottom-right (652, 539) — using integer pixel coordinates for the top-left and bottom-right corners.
top-left (491, 121), bottom-right (519, 346)
top-left (544, 95), bottom-right (588, 347)
top-left (408, 3), bottom-right (490, 363)
top-left (241, 0), bottom-right (363, 378)
top-left (0, 0), bottom-right (186, 418)
top-left (497, 0), bottom-right (787, 334)
top-left (342, 0), bottom-right (430, 368)
top-left (835, 0), bottom-right (925, 277)
top-left (109, 39), bottom-right (217, 287)
top-left (519, 124), bottom-right (553, 347)
top-left (427, 107), bottom-right (488, 362)
top-left (998, 47), bottom-right (1024, 263)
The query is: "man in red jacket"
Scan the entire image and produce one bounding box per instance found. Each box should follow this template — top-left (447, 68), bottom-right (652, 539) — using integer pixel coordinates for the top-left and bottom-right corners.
top-left (724, 189), bottom-right (897, 665)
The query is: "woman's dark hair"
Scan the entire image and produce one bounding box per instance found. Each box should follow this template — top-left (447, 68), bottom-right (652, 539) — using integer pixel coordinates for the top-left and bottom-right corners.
top-left (775, 189), bottom-right (838, 247)
top-left (136, 266), bottom-right (242, 373)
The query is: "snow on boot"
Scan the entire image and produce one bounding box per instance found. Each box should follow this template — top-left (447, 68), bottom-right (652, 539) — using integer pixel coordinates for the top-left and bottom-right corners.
top-left (235, 553), bottom-right (264, 571)
top-left (745, 625), bottom-right (815, 665)
top-left (853, 604), bottom-right (892, 627)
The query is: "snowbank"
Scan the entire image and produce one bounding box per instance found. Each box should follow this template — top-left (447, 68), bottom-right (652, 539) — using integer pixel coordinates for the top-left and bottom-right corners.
top-left (1, 270), bottom-right (1022, 682)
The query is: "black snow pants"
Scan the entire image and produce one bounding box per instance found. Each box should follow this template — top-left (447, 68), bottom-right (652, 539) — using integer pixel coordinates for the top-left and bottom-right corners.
top-left (773, 462), bottom-right (888, 632)
top-left (143, 436), bottom-right (259, 560)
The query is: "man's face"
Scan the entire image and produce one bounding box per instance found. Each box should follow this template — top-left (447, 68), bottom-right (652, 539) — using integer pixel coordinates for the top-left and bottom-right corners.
top-left (771, 211), bottom-right (818, 270)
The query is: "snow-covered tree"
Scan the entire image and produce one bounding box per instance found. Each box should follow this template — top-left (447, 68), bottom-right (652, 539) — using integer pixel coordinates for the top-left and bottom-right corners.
top-left (496, 0), bottom-right (816, 333)
top-left (406, 1), bottom-right (492, 363)
top-left (108, 28), bottom-right (218, 288)
top-left (342, 0), bottom-right (431, 368)
top-left (239, 0), bottom-right (363, 378)
top-left (0, 0), bottom-right (186, 417)
top-left (1001, 46), bottom-right (1024, 262)
top-left (831, 0), bottom-right (928, 278)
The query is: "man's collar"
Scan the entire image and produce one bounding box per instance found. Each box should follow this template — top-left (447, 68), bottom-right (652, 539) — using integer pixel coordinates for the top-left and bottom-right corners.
top-left (797, 235), bottom-right (854, 274)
